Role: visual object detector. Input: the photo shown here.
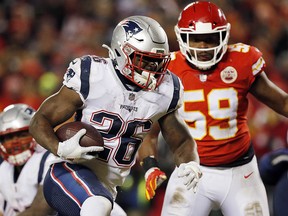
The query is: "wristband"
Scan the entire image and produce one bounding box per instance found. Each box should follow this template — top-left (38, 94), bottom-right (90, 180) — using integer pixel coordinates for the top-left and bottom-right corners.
top-left (141, 156), bottom-right (159, 172)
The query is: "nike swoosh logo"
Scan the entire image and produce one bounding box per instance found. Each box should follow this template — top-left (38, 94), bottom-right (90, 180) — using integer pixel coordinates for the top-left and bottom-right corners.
top-left (244, 172), bottom-right (254, 179)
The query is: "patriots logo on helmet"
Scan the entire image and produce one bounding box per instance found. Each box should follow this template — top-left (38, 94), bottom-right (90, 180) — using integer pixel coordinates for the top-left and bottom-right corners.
top-left (121, 20), bottom-right (143, 40)
top-left (66, 68), bottom-right (76, 82)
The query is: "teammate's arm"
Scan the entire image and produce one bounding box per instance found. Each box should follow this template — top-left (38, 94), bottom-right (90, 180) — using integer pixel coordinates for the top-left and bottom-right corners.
top-left (250, 72), bottom-right (288, 117)
top-left (16, 185), bottom-right (54, 216)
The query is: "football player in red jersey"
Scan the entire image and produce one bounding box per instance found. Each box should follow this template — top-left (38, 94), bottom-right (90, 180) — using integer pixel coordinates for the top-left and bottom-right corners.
top-left (138, 1), bottom-right (288, 216)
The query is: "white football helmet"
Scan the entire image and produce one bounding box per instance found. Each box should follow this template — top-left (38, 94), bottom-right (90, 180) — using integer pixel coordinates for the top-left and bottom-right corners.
top-left (0, 104), bottom-right (36, 166)
top-left (103, 16), bottom-right (170, 90)
top-left (175, 1), bottom-right (230, 70)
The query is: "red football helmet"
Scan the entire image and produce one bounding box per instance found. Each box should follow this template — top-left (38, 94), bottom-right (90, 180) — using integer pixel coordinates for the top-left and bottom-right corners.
top-left (175, 1), bottom-right (230, 70)
top-left (0, 104), bottom-right (36, 166)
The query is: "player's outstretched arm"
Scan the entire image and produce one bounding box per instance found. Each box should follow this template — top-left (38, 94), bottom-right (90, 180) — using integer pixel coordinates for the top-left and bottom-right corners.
top-left (16, 185), bottom-right (54, 216)
top-left (250, 72), bottom-right (288, 117)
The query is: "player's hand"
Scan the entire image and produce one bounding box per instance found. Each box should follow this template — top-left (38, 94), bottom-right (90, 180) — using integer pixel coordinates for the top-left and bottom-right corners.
top-left (144, 167), bottom-right (167, 200)
top-left (57, 129), bottom-right (104, 160)
top-left (177, 161), bottom-right (202, 192)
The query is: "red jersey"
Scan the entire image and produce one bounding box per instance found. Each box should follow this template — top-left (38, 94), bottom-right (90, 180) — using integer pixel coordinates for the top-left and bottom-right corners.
top-left (169, 43), bottom-right (265, 166)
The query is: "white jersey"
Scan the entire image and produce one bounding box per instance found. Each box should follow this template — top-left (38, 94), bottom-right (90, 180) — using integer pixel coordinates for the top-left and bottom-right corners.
top-left (54, 55), bottom-right (183, 196)
top-left (0, 146), bottom-right (53, 216)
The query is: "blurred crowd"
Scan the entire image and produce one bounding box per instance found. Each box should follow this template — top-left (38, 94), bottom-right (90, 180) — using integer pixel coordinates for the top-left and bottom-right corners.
top-left (0, 0), bottom-right (287, 215)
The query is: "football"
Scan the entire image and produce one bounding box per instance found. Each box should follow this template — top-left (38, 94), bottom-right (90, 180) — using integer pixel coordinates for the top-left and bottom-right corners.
top-left (55, 121), bottom-right (104, 148)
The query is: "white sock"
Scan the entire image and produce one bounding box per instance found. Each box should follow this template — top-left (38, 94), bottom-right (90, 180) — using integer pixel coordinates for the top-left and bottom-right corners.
top-left (80, 196), bottom-right (112, 216)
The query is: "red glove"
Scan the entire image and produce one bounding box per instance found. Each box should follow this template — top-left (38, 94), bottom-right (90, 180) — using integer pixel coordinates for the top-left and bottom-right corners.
top-left (144, 167), bottom-right (167, 200)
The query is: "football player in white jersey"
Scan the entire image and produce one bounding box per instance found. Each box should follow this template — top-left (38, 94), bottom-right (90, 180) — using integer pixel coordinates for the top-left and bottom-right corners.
top-left (29, 16), bottom-right (202, 216)
top-left (259, 148), bottom-right (288, 216)
top-left (0, 104), bottom-right (55, 216)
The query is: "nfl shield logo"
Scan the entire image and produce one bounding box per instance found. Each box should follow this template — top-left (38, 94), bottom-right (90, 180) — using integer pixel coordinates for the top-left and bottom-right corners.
top-left (129, 93), bottom-right (135, 101)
